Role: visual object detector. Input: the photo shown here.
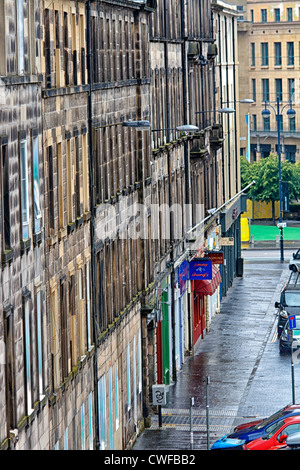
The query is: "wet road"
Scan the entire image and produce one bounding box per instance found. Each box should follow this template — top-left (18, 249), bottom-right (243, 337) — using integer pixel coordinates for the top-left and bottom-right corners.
top-left (133, 250), bottom-right (300, 450)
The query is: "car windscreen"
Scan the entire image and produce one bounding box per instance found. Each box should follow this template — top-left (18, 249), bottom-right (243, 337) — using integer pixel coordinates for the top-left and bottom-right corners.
top-left (264, 419), bottom-right (285, 438)
top-left (253, 409), bottom-right (287, 430)
top-left (283, 292), bottom-right (300, 307)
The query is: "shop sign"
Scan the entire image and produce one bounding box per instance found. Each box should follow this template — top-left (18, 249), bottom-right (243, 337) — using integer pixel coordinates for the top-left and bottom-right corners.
top-left (221, 196), bottom-right (242, 232)
top-left (206, 251), bottom-right (224, 264)
top-left (178, 259), bottom-right (188, 294)
top-left (189, 259), bottom-right (212, 280)
top-left (220, 237), bottom-right (234, 246)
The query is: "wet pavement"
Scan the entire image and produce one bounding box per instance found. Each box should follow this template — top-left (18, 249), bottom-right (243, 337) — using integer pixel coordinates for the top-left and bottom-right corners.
top-left (133, 249), bottom-right (300, 450)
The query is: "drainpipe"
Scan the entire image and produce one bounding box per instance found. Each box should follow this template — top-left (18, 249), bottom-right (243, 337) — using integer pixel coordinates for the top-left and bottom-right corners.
top-left (164, 0), bottom-right (176, 383)
top-left (218, 13), bottom-right (225, 204)
top-left (232, 16), bottom-right (238, 194)
top-left (181, 0), bottom-right (193, 353)
top-left (224, 16), bottom-right (231, 198)
top-left (86, 0), bottom-right (100, 451)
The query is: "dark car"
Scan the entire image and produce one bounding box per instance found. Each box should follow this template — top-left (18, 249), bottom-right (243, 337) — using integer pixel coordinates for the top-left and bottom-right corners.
top-left (279, 315), bottom-right (300, 353)
top-left (275, 284), bottom-right (300, 335)
top-left (211, 404), bottom-right (300, 449)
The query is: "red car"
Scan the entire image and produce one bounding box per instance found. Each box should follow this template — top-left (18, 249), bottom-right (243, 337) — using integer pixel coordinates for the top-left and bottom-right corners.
top-left (244, 416), bottom-right (300, 450)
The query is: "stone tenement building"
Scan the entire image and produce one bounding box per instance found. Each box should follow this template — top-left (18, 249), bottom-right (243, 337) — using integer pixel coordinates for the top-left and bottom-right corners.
top-left (238, 0), bottom-right (300, 162)
top-left (0, 0), bottom-right (243, 450)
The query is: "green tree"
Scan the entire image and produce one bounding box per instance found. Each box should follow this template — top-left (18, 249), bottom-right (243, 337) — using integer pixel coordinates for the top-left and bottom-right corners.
top-left (240, 155), bottom-right (300, 222)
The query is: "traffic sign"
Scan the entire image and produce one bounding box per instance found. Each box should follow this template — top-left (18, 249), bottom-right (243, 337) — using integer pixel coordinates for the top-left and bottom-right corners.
top-left (289, 315), bottom-right (297, 329)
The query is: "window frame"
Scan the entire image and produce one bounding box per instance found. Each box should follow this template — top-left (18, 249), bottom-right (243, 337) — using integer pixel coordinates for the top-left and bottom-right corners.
top-left (274, 42), bottom-right (282, 66)
top-left (261, 42), bottom-right (269, 66)
top-left (287, 42), bottom-right (294, 66)
top-left (19, 133), bottom-right (30, 242)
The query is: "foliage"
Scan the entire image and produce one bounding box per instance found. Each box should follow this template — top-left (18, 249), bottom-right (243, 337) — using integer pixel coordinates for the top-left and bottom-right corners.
top-left (240, 155), bottom-right (300, 203)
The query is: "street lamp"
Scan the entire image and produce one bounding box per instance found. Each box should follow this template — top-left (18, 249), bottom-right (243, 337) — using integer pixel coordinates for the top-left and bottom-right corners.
top-left (122, 119), bottom-right (151, 130)
top-left (122, 120), bottom-right (200, 134)
top-left (261, 97), bottom-right (296, 263)
top-left (122, 118), bottom-right (199, 384)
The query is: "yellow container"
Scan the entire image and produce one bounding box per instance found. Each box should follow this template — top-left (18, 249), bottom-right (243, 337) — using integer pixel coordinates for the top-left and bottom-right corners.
top-left (241, 217), bottom-right (250, 242)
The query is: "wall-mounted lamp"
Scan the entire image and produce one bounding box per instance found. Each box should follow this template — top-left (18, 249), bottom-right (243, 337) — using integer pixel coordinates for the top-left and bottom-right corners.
top-left (122, 121), bottom-right (199, 134)
top-left (216, 107), bottom-right (235, 114)
top-left (222, 98), bottom-right (254, 105)
top-left (122, 120), bottom-right (151, 130)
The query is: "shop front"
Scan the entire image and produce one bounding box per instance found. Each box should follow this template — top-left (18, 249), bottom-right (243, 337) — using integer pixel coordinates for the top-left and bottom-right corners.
top-left (189, 258), bottom-right (221, 346)
top-left (219, 194), bottom-right (247, 297)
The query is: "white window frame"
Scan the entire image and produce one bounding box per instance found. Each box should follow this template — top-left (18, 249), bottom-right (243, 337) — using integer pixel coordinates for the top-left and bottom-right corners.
top-left (88, 392), bottom-right (94, 450)
top-left (98, 374), bottom-right (107, 450)
top-left (16, 0), bottom-right (25, 74)
top-left (127, 343), bottom-right (131, 411)
top-left (20, 138), bottom-right (29, 240)
top-left (24, 300), bottom-right (33, 414)
top-left (32, 134), bottom-right (42, 233)
top-left (36, 289), bottom-right (44, 400)
top-left (115, 362), bottom-right (119, 431)
top-left (81, 403), bottom-right (85, 450)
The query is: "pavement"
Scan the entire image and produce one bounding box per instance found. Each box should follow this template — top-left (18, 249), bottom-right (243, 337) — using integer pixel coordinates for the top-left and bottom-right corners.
top-left (133, 249), bottom-right (300, 451)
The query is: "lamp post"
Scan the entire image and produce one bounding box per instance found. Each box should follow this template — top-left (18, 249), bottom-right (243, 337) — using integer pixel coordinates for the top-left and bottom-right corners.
top-left (261, 97), bottom-right (296, 263)
top-left (122, 119), bottom-right (199, 385)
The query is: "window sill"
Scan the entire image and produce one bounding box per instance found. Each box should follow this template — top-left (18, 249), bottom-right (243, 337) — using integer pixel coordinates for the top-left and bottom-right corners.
top-left (76, 216), bottom-right (83, 227)
top-left (67, 222), bottom-right (76, 234)
top-left (1, 248), bottom-right (14, 265)
top-left (58, 227), bottom-right (68, 240)
top-left (48, 234), bottom-right (58, 246)
top-left (21, 238), bottom-right (31, 254)
top-left (33, 230), bottom-right (43, 246)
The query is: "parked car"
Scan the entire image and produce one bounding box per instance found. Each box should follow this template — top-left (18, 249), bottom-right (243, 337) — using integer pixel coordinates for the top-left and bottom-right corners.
top-left (289, 249), bottom-right (300, 272)
top-left (210, 404), bottom-right (300, 449)
top-left (279, 315), bottom-right (300, 353)
top-left (275, 283), bottom-right (300, 335)
top-left (273, 431), bottom-right (300, 450)
top-left (243, 416), bottom-right (300, 450)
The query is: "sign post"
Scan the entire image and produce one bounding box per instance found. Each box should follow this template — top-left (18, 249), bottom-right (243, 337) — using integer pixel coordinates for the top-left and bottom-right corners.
top-left (152, 385), bottom-right (168, 427)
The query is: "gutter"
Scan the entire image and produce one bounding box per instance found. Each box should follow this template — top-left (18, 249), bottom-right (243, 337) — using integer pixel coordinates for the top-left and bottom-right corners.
top-left (86, 0), bottom-right (100, 451)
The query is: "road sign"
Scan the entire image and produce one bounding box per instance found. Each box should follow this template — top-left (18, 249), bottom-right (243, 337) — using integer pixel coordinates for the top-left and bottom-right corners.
top-left (152, 385), bottom-right (168, 405)
top-left (277, 223), bottom-right (287, 229)
top-left (289, 315), bottom-right (297, 329)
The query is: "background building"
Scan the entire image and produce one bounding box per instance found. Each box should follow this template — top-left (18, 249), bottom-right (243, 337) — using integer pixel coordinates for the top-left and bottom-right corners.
top-left (238, 0), bottom-right (300, 162)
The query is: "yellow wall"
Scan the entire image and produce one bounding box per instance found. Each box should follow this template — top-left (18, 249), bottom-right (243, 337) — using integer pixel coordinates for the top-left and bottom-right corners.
top-left (243, 199), bottom-right (280, 220)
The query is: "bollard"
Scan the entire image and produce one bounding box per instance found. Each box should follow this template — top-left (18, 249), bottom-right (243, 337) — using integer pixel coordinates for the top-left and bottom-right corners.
top-left (206, 376), bottom-right (210, 450)
top-left (190, 397), bottom-right (194, 450)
